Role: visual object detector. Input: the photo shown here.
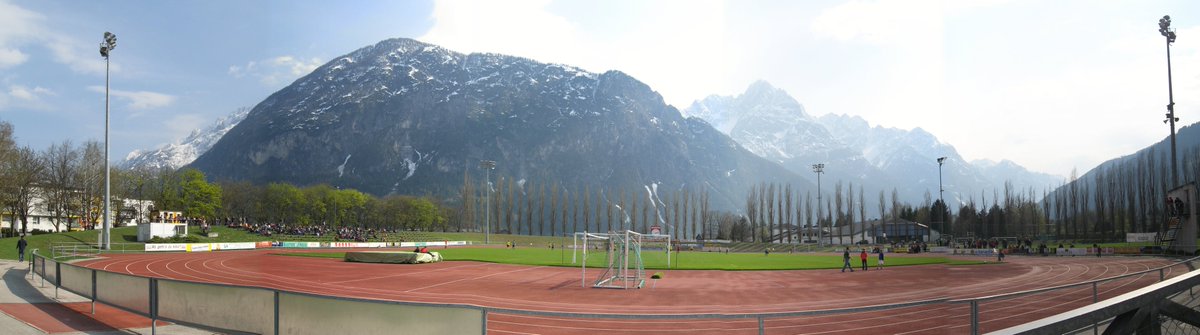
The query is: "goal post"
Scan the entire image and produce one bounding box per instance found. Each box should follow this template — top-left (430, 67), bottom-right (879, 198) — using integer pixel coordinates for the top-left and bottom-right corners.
top-left (573, 230), bottom-right (662, 289)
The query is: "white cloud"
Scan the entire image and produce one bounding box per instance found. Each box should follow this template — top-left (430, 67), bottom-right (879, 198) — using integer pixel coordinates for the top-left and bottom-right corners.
top-left (45, 35), bottom-right (111, 75)
top-left (87, 86), bottom-right (176, 110)
top-left (229, 56), bottom-right (323, 87)
top-left (0, 83), bottom-right (54, 111)
top-left (418, 0), bottom-right (732, 108)
top-left (0, 48), bottom-right (28, 68)
top-left (0, 0), bottom-right (41, 69)
top-left (8, 85), bottom-right (53, 100)
top-left (0, 0), bottom-right (112, 75)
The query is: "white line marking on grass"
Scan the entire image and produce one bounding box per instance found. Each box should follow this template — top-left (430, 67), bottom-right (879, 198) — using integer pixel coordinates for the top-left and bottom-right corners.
top-left (405, 265), bottom-right (543, 293)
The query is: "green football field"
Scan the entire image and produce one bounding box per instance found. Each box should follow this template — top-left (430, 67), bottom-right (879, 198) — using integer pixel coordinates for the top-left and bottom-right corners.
top-left (281, 247), bottom-right (980, 270)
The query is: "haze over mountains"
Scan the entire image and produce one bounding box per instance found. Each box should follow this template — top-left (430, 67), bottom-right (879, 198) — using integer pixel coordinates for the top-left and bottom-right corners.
top-left (684, 81), bottom-right (1062, 207)
top-left (125, 38), bottom-right (1063, 212)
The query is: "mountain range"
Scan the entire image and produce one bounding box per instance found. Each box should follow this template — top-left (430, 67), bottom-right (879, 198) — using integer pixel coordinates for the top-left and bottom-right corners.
top-left (123, 107), bottom-right (249, 170)
top-left (683, 81), bottom-right (1062, 209)
top-left (185, 38), bottom-right (807, 211)
top-left (124, 38), bottom-right (1062, 214)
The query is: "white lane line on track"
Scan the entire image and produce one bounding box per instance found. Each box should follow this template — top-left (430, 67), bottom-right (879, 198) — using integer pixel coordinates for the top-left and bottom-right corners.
top-left (489, 319), bottom-right (756, 333)
top-left (488, 329), bottom-right (541, 335)
top-left (405, 265), bottom-right (545, 293)
top-left (323, 262), bottom-right (494, 285)
top-left (948, 269), bottom-right (1155, 332)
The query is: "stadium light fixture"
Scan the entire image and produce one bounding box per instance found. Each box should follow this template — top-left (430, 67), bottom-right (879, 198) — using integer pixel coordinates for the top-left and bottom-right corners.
top-left (937, 157), bottom-right (947, 243)
top-left (812, 163), bottom-right (824, 247)
top-left (100, 31), bottom-right (117, 250)
top-left (480, 160), bottom-right (496, 245)
top-left (1159, 15), bottom-right (1180, 187)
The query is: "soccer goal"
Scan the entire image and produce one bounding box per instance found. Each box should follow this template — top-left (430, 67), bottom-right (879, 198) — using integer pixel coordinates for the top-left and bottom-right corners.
top-left (573, 230), bottom-right (668, 289)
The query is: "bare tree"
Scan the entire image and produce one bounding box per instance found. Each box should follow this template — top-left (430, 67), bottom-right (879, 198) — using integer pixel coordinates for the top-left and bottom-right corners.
top-left (41, 140), bottom-right (80, 232)
top-left (859, 184), bottom-right (866, 243)
top-left (878, 189), bottom-right (886, 243)
top-left (890, 188), bottom-right (899, 242)
top-left (5, 147), bottom-right (45, 235)
top-left (834, 181), bottom-right (844, 243)
top-left (583, 185), bottom-right (592, 233)
top-left (767, 183), bottom-right (776, 243)
top-left (785, 184), bottom-right (793, 244)
top-left (746, 184), bottom-right (758, 242)
top-left (804, 192), bottom-right (813, 243)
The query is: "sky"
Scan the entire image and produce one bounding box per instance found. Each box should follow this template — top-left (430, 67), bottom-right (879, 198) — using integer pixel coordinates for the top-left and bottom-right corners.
top-left (0, 0), bottom-right (1197, 179)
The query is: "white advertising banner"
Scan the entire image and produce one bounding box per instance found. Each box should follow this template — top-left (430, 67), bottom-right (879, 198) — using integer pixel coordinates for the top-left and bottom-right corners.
top-left (217, 242), bottom-right (256, 250)
top-left (145, 243), bottom-right (188, 252)
top-left (1126, 233), bottom-right (1158, 243)
top-left (1056, 248), bottom-right (1088, 256)
top-left (187, 244), bottom-right (212, 252)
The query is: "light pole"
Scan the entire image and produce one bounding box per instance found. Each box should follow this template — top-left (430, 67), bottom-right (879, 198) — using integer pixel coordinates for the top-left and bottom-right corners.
top-left (937, 157), bottom-right (946, 244)
top-left (1159, 15), bottom-right (1180, 187)
top-left (99, 32), bottom-right (116, 250)
top-left (812, 163), bottom-right (824, 247)
top-left (480, 160), bottom-right (496, 245)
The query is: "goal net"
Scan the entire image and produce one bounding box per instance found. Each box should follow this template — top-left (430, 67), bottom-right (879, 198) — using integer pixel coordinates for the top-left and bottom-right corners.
top-left (573, 230), bottom-right (670, 289)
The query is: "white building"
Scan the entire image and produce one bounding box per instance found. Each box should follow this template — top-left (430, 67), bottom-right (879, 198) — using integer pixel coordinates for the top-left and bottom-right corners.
top-left (0, 187), bottom-right (152, 236)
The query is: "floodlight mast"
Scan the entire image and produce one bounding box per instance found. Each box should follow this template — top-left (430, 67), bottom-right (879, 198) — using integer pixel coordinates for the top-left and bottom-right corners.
top-left (937, 157), bottom-right (946, 243)
top-left (480, 160), bottom-right (496, 245)
top-left (99, 32), bottom-right (117, 250)
top-left (812, 163), bottom-right (824, 247)
top-left (1159, 15), bottom-right (1180, 187)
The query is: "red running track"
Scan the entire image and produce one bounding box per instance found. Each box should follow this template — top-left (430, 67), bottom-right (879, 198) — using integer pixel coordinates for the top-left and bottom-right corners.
top-left (75, 250), bottom-right (1181, 334)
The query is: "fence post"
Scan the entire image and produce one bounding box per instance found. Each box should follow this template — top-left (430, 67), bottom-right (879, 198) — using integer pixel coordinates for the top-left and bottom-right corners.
top-left (54, 261), bottom-right (60, 298)
top-left (1161, 268), bottom-right (1165, 281)
top-left (274, 291), bottom-right (280, 335)
top-left (91, 269), bottom-right (97, 315)
top-left (481, 308), bottom-right (488, 335)
top-left (970, 300), bottom-right (979, 335)
top-left (152, 278), bottom-right (157, 335)
top-left (1092, 281), bottom-right (1098, 303)
top-left (759, 316), bottom-right (765, 335)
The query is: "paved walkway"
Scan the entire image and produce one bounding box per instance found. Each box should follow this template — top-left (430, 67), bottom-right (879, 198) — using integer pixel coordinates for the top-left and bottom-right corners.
top-left (0, 259), bottom-right (217, 335)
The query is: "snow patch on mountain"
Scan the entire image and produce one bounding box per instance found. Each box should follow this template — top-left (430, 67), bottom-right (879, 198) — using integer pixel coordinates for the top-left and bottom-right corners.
top-left (123, 108), bottom-right (250, 170)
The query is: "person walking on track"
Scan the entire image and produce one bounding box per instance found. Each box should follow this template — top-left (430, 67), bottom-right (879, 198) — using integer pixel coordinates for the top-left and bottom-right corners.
top-left (841, 247), bottom-right (854, 272)
top-left (876, 247), bottom-right (885, 270)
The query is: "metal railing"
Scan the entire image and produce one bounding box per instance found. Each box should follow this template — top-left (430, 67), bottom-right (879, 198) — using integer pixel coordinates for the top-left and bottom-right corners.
top-left (49, 242), bottom-right (143, 259)
top-left (952, 254), bottom-right (1200, 334)
top-left (24, 250), bottom-right (1200, 334)
top-left (26, 249), bottom-right (947, 334)
top-left (989, 265), bottom-right (1200, 334)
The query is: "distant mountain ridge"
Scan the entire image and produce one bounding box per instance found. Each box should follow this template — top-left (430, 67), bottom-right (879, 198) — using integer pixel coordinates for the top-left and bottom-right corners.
top-left (123, 108), bottom-right (249, 170)
top-left (685, 81), bottom-right (1061, 208)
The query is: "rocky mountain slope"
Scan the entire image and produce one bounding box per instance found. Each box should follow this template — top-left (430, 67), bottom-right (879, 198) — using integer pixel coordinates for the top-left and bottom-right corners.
top-left (188, 38), bottom-right (809, 211)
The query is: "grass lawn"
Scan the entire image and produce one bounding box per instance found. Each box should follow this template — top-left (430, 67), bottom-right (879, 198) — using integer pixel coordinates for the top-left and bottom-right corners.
top-left (1, 227), bottom-right (988, 270)
top-left (0, 225), bottom-right (280, 260)
top-left (279, 247), bottom-right (976, 270)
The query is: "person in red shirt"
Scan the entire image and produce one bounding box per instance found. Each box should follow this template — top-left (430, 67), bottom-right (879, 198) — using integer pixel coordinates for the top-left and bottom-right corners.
top-left (420, 246), bottom-right (429, 253)
top-left (859, 249), bottom-right (869, 271)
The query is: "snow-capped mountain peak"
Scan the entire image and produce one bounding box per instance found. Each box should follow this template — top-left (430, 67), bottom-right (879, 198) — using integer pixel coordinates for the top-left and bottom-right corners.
top-left (122, 108), bottom-right (250, 170)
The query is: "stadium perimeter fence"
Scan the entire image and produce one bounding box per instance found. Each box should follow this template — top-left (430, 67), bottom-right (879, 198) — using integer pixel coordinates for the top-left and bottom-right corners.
top-left (25, 249), bottom-right (1200, 334)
